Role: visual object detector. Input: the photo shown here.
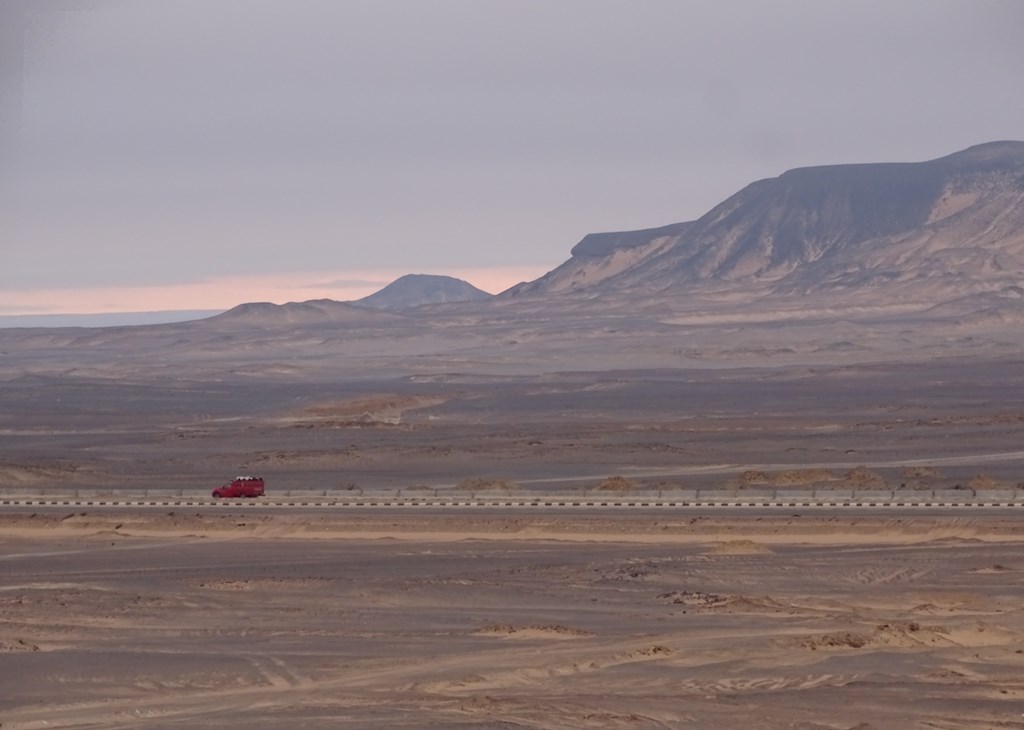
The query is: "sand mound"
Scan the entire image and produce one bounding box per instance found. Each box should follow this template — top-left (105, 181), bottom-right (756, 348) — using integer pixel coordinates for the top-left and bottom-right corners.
top-left (797, 622), bottom-right (953, 650)
top-left (804, 631), bottom-right (871, 649)
top-left (659, 590), bottom-right (730, 608)
top-left (597, 475), bottom-right (639, 491)
top-left (1, 638), bottom-right (40, 652)
top-left (706, 540), bottom-right (773, 555)
top-left (473, 624), bottom-right (593, 639)
top-left (455, 478), bottom-right (520, 492)
top-left (717, 595), bottom-right (793, 614)
top-left (968, 473), bottom-right (1005, 490)
top-left (842, 466), bottom-right (887, 488)
top-left (288, 395), bottom-right (445, 427)
top-left (970, 564), bottom-right (1012, 574)
top-left (193, 576), bottom-right (330, 590)
top-left (738, 470), bottom-right (771, 485)
top-left (659, 591), bottom-right (792, 614)
top-left (902, 466), bottom-right (941, 480)
top-left (773, 468), bottom-right (835, 485)
top-left (737, 468), bottom-right (835, 486)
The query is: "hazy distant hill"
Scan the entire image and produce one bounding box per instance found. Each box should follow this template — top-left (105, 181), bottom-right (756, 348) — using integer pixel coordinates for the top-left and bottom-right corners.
top-left (506, 141), bottom-right (1024, 305)
top-left (0, 310), bottom-right (223, 329)
top-left (207, 298), bottom-right (400, 326)
top-left (354, 274), bottom-right (492, 311)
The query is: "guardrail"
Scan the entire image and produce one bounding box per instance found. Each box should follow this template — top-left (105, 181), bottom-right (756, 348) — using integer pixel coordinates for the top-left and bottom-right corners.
top-left (0, 487), bottom-right (1019, 501)
top-left (1, 487), bottom-right (1022, 509)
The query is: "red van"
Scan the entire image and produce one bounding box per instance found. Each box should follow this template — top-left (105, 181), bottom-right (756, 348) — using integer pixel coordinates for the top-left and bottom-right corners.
top-left (212, 476), bottom-right (265, 498)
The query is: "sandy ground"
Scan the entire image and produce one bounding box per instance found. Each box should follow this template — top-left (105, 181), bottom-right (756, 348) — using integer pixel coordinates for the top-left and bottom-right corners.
top-left (4, 511), bottom-right (1024, 729)
top-left (3, 318), bottom-right (1024, 728)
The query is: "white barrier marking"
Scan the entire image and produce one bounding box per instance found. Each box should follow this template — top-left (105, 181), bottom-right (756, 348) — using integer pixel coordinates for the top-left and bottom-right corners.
top-left (1, 498), bottom-right (1022, 510)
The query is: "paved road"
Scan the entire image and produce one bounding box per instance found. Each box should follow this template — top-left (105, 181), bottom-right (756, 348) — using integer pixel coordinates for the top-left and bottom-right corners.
top-left (3, 496), bottom-right (1022, 515)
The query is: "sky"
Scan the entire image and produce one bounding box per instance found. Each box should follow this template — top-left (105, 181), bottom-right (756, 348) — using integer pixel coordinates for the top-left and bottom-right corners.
top-left (1, 0), bottom-right (1022, 321)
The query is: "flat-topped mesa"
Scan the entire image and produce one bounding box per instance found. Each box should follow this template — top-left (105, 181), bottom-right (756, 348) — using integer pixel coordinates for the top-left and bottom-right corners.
top-left (503, 141), bottom-right (1024, 305)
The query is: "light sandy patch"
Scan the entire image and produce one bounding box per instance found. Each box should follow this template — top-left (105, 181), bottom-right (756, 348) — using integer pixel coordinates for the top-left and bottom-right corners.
top-left (705, 539), bottom-right (774, 555)
top-left (473, 624), bottom-right (594, 639)
top-left (5, 513), bottom-right (1024, 547)
top-left (287, 394), bottom-right (447, 426)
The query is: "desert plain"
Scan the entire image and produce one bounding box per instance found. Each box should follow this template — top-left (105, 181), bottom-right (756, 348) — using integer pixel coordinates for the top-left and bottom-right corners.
top-left (4, 510), bottom-right (1024, 729)
top-left (3, 331), bottom-right (1024, 728)
top-left (5, 120), bottom-right (1024, 730)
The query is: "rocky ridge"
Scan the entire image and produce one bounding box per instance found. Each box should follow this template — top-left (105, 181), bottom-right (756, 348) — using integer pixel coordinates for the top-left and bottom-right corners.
top-left (505, 141), bottom-right (1024, 309)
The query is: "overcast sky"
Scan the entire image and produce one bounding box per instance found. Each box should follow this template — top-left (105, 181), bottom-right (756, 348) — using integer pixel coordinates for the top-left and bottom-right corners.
top-left (1, 0), bottom-right (1022, 318)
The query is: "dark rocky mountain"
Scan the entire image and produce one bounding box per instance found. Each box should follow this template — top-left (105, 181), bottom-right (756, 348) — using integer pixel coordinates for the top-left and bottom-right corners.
top-left (505, 141), bottom-right (1024, 305)
top-left (354, 274), bottom-right (492, 310)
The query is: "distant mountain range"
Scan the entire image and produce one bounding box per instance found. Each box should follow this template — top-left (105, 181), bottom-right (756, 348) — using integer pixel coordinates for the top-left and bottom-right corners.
top-left (170, 140), bottom-right (1024, 326)
top-left (339, 140), bottom-right (1024, 317)
top-left (9, 141), bottom-right (1022, 332)
top-left (5, 142), bottom-right (1024, 372)
top-left (504, 141), bottom-right (1024, 307)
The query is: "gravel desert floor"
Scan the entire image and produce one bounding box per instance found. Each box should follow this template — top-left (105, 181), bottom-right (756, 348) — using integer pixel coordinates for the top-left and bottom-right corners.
top-left (4, 357), bottom-right (1024, 495)
top-left (3, 325), bottom-right (1024, 729)
top-left (4, 511), bottom-right (1024, 729)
